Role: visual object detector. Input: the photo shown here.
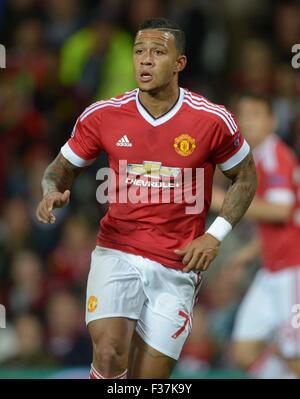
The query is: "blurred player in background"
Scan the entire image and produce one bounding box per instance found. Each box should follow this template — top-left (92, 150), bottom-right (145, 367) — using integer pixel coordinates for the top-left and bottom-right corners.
top-left (36, 18), bottom-right (256, 379)
top-left (212, 93), bottom-right (300, 378)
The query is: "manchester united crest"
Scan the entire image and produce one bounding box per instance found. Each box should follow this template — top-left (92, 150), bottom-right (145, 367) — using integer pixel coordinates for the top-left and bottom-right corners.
top-left (173, 134), bottom-right (196, 157)
top-left (88, 295), bottom-right (99, 312)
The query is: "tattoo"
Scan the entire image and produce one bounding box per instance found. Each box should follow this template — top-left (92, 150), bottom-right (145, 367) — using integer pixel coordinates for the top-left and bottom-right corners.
top-left (220, 153), bottom-right (257, 226)
top-left (41, 153), bottom-right (83, 197)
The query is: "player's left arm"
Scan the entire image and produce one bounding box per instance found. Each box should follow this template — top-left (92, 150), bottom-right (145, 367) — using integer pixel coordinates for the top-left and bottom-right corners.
top-left (217, 152), bottom-right (257, 225)
top-left (175, 152), bottom-right (257, 273)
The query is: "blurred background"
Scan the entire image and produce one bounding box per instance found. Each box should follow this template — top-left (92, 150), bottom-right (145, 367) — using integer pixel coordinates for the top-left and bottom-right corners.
top-left (0, 0), bottom-right (300, 379)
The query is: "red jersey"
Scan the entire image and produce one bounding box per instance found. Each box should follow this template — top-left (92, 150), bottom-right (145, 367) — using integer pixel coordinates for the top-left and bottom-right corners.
top-left (61, 88), bottom-right (249, 269)
top-left (254, 134), bottom-right (300, 272)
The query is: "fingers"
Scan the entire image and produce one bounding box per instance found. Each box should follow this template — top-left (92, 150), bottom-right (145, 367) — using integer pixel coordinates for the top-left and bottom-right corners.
top-left (45, 196), bottom-right (56, 223)
top-left (175, 243), bottom-right (203, 272)
top-left (61, 189), bottom-right (70, 204)
top-left (47, 199), bottom-right (53, 213)
top-left (182, 251), bottom-right (213, 273)
top-left (176, 235), bottom-right (220, 272)
top-left (36, 190), bottom-right (71, 224)
top-left (183, 250), bottom-right (199, 272)
top-left (53, 190), bottom-right (70, 208)
top-left (196, 254), bottom-right (211, 272)
top-left (36, 203), bottom-right (47, 223)
top-left (36, 196), bottom-right (57, 224)
top-left (36, 199), bottom-right (55, 224)
top-left (182, 249), bottom-right (193, 266)
top-left (174, 248), bottom-right (188, 255)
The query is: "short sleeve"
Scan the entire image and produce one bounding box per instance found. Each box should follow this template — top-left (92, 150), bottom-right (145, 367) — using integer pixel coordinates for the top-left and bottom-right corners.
top-left (60, 110), bottom-right (102, 167)
top-left (211, 114), bottom-right (250, 171)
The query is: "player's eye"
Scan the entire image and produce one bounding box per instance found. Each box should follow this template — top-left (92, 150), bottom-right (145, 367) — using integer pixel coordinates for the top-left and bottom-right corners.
top-left (154, 50), bottom-right (164, 55)
top-left (135, 49), bottom-right (143, 55)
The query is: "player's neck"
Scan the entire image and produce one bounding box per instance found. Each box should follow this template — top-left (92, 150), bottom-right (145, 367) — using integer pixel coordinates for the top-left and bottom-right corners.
top-left (138, 84), bottom-right (180, 119)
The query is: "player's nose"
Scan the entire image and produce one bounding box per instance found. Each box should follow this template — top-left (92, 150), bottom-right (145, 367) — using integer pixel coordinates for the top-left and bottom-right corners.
top-left (141, 58), bottom-right (154, 70)
top-left (140, 50), bottom-right (154, 66)
top-left (141, 60), bottom-right (153, 66)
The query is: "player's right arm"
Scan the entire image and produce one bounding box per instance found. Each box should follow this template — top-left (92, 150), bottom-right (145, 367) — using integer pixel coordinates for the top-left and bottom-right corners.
top-left (36, 153), bottom-right (85, 224)
top-left (36, 104), bottom-right (103, 224)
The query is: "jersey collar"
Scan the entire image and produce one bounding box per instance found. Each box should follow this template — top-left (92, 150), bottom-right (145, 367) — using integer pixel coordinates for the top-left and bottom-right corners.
top-left (135, 87), bottom-right (184, 127)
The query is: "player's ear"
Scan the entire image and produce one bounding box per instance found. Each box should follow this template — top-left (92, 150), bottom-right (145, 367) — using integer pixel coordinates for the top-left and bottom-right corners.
top-left (175, 55), bottom-right (187, 73)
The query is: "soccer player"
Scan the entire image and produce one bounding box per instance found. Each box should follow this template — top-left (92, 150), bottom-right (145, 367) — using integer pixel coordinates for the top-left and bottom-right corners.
top-left (212, 93), bottom-right (300, 378)
top-left (36, 18), bottom-right (256, 379)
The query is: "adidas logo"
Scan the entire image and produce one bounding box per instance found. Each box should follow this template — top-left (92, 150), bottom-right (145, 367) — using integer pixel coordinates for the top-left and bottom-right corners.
top-left (116, 135), bottom-right (132, 147)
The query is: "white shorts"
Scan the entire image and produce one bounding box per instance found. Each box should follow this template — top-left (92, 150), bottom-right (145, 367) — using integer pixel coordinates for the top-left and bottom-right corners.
top-left (233, 267), bottom-right (300, 358)
top-left (86, 246), bottom-right (202, 360)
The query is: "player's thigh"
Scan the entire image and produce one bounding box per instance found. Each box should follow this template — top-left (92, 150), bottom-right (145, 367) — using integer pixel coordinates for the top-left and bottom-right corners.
top-left (88, 317), bottom-right (137, 361)
top-left (128, 278), bottom-right (198, 378)
top-left (85, 246), bottom-right (146, 364)
top-left (85, 246), bottom-right (146, 324)
top-left (134, 260), bottom-right (201, 362)
top-left (128, 331), bottom-right (177, 379)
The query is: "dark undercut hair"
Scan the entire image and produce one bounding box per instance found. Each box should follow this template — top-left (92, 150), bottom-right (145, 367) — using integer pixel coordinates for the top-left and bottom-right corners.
top-left (138, 18), bottom-right (186, 55)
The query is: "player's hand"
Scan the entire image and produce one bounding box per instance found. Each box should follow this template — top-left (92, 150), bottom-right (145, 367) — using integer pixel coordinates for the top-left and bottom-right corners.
top-left (174, 233), bottom-right (220, 272)
top-left (36, 190), bottom-right (70, 224)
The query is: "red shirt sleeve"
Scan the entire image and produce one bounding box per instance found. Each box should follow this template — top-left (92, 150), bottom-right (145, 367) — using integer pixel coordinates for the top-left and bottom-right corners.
top-left (210, 113), bottom-right (250, 171)
top-left (61, 110), bottom-right (102, 167)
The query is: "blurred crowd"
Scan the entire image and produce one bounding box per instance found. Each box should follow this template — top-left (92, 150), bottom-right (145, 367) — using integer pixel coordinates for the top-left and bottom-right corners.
top-left (1, 0), bottom-right (300, 376)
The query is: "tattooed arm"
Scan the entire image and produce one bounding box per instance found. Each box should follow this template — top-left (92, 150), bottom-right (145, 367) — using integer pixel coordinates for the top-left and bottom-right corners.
top-left (175, 153), bottom-right (257, 272)
top-left (36, 153), bottom-right (84, 224)
top-left (217, 152), bottom-right (257, 226)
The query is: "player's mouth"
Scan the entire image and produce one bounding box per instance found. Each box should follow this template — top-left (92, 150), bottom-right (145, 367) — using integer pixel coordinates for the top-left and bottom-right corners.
top-left (140, 72), bottom-right (153, 83)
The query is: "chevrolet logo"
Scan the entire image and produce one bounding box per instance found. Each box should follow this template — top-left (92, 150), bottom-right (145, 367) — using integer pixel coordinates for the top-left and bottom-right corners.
top-left (127, 161), bottom-right (181, 179)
